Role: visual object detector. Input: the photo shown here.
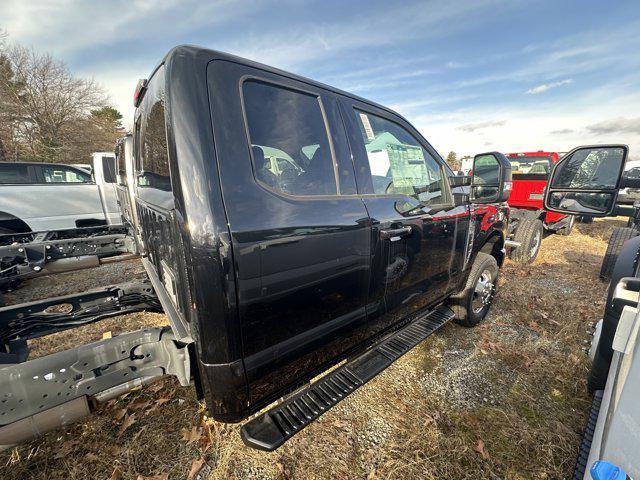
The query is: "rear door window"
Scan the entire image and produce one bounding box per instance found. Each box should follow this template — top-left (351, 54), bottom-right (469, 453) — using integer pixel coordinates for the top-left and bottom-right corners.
top-left (242, 80), bottom-right (337, 196)
top-left (0, 164), bottom-right (31, 184)
top-left (42, 166), bottom-right (91, 183)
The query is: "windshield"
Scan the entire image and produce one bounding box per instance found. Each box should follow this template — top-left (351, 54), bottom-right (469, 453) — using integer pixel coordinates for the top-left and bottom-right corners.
top-left (509, 156), bottom-right (551, 174)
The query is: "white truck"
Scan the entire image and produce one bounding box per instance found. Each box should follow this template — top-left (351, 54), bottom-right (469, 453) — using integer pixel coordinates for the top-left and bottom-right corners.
top-left (0, 153), bottom-right (122, 234)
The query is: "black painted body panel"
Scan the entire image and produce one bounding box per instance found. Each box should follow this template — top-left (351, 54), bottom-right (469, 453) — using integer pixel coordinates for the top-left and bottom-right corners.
top-left (134, 45), bottom-right (507, 422)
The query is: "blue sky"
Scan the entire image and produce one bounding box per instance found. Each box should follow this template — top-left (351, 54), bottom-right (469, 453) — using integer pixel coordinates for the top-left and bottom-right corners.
top-left (2, 0), bottom-right (639, 157)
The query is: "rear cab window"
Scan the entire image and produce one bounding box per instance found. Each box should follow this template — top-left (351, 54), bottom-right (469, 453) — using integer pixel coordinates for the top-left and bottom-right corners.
top-left (102, 156), bottom-right (117, 183)
top-left (0, 164), bottom-right (32, 184)
top-left (242, 80), bottom-right (338, 196)
top-left (508, 155), bottom-right (551, 175)
top-left (135, 65), bottom-right (173, 209)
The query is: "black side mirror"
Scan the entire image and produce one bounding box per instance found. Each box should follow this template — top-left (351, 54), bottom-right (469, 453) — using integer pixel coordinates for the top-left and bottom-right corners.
top-left (470, 152), bottom-right (512, 204)
top-left (544, 145), bottom-right (628, 217)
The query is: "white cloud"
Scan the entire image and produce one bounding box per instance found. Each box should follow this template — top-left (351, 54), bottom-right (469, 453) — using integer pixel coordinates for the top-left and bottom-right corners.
top-left (526, 79), bottom-right (573, 95)
top-left (457, 120), bottom-right (506, 133)
top-left (586, 117), bottom-right (640, 135)
top-left (412, 90), bottom-right (640, 159)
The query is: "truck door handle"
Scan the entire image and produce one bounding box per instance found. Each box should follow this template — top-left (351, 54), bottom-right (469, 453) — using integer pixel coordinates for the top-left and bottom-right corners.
top-left (380, 226), bottom-right (412, 241)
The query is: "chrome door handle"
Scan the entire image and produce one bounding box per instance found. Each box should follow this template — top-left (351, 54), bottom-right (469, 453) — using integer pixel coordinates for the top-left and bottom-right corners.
top-left (380, 226), bottom-right (412, 240)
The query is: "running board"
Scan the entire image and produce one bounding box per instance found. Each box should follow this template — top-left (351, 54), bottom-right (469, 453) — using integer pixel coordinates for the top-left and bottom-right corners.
top-left (240, 305), bottom-right (455, 451)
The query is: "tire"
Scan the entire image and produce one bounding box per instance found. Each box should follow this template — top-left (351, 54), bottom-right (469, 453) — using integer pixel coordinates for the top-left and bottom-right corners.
top-left (447, 252), bottom-right (499, 327)
top-left (557, 215), bottom-right (575, 236)
top-left (509, 217), bottom-right (544, 264)
top-left (577, 215), bottom-right (594, 224)
top-left (599, 227), bottom-right (639, 281)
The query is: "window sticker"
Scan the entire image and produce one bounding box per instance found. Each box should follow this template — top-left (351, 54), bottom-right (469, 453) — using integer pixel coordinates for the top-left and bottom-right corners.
top-left (359, 113), bottom-right (375, 141)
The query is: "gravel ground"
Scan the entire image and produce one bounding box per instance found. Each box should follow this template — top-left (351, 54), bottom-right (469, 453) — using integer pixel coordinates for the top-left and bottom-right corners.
top-left (0, 217), bottom-right (623, 479)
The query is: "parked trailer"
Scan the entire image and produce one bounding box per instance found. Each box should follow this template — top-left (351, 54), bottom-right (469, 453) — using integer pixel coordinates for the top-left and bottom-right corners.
top-left (0, 45), bottom-right (514, 451)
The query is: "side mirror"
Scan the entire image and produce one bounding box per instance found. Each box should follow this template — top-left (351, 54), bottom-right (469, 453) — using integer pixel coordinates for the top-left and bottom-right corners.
top-left (470, 152), bottom-right (512, 203)
top-left (544, 145), bottom-right (628, 217)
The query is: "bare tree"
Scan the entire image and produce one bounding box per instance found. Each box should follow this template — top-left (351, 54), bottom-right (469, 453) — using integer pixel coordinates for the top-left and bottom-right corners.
top-left (0, 43), bottom-right (119, 164)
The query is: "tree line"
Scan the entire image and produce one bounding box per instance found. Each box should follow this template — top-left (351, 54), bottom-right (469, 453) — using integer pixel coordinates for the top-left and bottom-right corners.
top-left (0, 28), bottom-right (124, 164)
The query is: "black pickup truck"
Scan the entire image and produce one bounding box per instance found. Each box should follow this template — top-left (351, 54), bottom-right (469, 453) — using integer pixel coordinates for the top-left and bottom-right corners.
top-left (0, 45), bottom-right (511, 452)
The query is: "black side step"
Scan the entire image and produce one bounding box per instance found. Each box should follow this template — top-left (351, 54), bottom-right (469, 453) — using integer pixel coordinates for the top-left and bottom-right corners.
top-left (240, 305), bottom-right (455, 451)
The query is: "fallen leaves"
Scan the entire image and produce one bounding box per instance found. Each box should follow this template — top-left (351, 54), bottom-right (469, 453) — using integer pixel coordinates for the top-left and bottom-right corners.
top-left (181, 426), bottom-right (201, 445)
top-left (187, 457), bottom-right (205, 480)
top-left (109, 466), bottom-right (124, 480)
top-left (118, 413), bottom-right (137, 436)
top-left (473, 439), bottom-right (490, 460)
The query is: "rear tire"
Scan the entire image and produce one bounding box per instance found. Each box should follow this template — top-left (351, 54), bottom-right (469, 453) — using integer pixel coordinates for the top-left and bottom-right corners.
top-left (557, 215), bottom-right (575, 236)
top-left (447, 252), bottom-right (499, 327)
top-left (599, 227), bottom-right (639, 281)
top-left (509, 217), bottom-right (543, 264)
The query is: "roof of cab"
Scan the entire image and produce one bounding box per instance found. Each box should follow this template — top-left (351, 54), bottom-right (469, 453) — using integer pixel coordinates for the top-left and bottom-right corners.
top-left (154, 44), bottom-right (402, 120)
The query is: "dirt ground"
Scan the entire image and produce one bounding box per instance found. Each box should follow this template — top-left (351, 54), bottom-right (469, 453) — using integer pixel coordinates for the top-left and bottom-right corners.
top-left (0, 218), bottom-right (624, 479)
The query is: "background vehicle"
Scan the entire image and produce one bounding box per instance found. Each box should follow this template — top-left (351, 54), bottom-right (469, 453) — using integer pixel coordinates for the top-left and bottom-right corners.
top-left (543, 144), bottom-right (640, 478)
top-left (0, 154), bottom-right (121, 233)
top-left (598, 161), bottom-right (640, 281)
top-left (0, 46), bottom-right (512, 452)
top-left (505, 151), bottom-right (574, 263)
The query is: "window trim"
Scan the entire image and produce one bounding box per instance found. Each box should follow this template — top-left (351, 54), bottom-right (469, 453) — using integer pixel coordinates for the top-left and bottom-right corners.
top-left (350, 105), bottom-right (454, 208)
top-left (239, 74), bottom-right (343, 200)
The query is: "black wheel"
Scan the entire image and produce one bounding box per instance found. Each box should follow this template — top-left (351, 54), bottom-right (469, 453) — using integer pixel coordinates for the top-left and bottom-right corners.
top-left (599, 227), bottom-right (639, 281)
top-left (557, 215), bottom-right (575, 236)
top-left (509, 217), bottom-right (543, 264)
top-left (447, 252), bottom-right (499, 327)
top-left (577, 215), bottom-right (594, 224)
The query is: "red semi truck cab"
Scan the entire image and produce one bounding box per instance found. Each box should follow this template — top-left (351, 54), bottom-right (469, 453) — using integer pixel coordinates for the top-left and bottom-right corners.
top-left (504, 151), bottom-right (574, 263)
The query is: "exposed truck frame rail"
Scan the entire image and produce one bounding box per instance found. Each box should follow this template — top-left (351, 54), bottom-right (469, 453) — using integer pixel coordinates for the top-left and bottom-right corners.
top-left (0, 279), bottom-right (189, 451)
top-left (0, 280), bottom-right (162, 364)
top-left (0, 226), bottom-right (138, 291)
top-left (0, 327), bottom-right (190, 451)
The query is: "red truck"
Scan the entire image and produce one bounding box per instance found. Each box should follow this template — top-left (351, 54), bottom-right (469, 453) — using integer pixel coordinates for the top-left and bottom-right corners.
top-left (505, 151), bottom-right (574, 263)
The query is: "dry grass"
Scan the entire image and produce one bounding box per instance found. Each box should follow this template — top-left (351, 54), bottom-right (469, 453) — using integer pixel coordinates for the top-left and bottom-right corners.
top-left (0, 218), bottom-right (625, 479)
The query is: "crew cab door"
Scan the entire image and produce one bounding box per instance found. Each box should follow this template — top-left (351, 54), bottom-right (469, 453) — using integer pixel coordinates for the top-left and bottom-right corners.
top-left (339, 99), bottom-right (470, 335)
top-left (208, 61), bottom-right (371, 406)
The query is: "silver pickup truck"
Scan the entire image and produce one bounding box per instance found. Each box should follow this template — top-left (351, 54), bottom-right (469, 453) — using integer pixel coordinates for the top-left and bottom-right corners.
top-left (0, 153), bottom-right (122, 234)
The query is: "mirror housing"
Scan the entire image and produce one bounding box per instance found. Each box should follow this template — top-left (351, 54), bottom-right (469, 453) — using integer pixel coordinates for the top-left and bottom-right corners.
top-left (544, 145), bottom-right (629, 217)
top-left (470, 152), bottom-right (512, 204)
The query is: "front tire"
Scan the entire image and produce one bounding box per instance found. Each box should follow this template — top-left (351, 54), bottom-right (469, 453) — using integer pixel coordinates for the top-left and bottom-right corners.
top-left (447, 252), bottom-right (499, 327)
top-left (509, 217), bottom-right (543, 264)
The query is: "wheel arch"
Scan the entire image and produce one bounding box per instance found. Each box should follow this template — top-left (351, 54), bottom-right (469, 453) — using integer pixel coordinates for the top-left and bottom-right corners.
top-left (0, 211), bottom-right (32, 233)
top-left (479, 231), bottom-right (505, 267)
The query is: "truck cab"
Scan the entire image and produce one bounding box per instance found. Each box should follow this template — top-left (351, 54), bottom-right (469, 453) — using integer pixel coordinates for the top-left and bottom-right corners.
top-left (505, 151), bottom-right (574, 264)
top-left (0, 155), bottom-right (121, 234)
top-left (131, 46), bottom-right (511, 433)
top-left (0, 45), bottom-right (512, 453)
